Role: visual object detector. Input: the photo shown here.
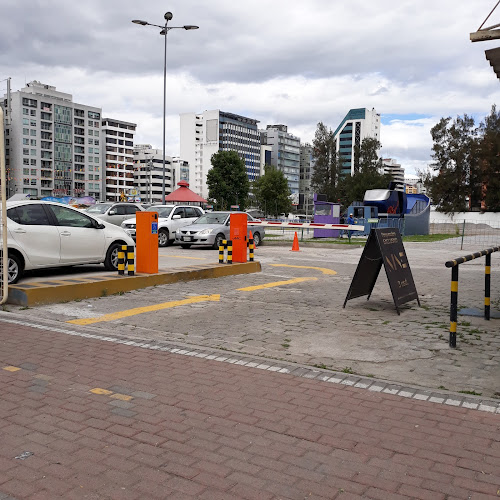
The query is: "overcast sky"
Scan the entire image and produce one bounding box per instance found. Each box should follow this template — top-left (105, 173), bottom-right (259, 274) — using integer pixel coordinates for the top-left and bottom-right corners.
top-left (2, 0), bottom-right (500, 175)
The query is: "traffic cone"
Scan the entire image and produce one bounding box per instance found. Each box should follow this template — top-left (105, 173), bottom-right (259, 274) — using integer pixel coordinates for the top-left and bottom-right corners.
top-left (249, 230), bottom-right (256, 251)
top-left (291, 231), bottom-right (300, 252)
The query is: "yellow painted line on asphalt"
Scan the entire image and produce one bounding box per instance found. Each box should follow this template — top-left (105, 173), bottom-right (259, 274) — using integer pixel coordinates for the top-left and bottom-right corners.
top-left (271, 264), bottom-right (337, 275)
top-left (160, 255), bottom-right (207, 260)
top-left (3, 366), bottom-right (21, 372)
top-left (237, 277), bottom-right (317, 292)
top-left (67, 294), bottom-right (221, 325)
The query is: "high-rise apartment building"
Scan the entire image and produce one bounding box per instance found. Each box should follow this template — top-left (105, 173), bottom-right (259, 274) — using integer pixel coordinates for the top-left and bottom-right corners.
top-left (260, 125), bottom-right (301, 194)
top-left (101, 118), bottom-right (136, 202)
top-left (2, 81), bottom-right (103, 199)
top-left (132, 145), bottom-right (189, 204)
top-left (299, 143), bottom-right (315, 214)
top-left (180, 110), bottom-right (261, 199)
top-left (333, 108), bottom-right (381, 176)
top-left (382, 158), bottom-right (405, 191)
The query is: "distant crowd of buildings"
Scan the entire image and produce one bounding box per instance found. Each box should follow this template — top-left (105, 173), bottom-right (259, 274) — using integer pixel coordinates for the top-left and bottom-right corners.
top-left (1, 80), bottom-right (425, 210)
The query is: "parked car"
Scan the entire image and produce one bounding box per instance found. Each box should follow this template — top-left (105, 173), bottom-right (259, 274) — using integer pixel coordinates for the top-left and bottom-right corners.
top-left (2, 200), bottom-right (135, 284)
top-left (121, 205), bottom-right (204, 246)
top-left (84, 202), bottom-right (145, 226)
top-left (174, 211), bottom-right (265, 249)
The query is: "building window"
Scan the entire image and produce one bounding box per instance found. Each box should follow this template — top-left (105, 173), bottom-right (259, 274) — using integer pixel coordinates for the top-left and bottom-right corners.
top-left (30, 110), bottom-right (36, 117)
top-left (23, 128), bottom-right (29, 135)
top-left (30, 179), bottom-right (37, 186)
top-left (31, 149), bottom-right (37, 156)
top-left (31, 139), bottom-right (36, 146)
top-left (23, 108), bottom-right (29, 115)
top-left (23, 148), bottom-right (29, 155)
top-left (23, 138), bottom-right (29, 145)
top-left (31, 159), bottom-right (36, 166)
top-left (30, 129), bottom-right (36, 136)
top-left (23, 167), bottom-right (29, 173)
top-left (23, 178), bottom-right (30, 185)
top-left (31, 169), bottom-right (37, 175)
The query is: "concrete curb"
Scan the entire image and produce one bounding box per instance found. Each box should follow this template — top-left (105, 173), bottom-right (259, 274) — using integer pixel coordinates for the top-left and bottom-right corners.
top-left (7, 261), bottom-right (261, 306)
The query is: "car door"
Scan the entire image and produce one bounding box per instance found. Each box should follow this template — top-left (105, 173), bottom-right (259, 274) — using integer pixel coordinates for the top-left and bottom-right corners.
top-left (48, 204), bottom-right (106, 263)
top-left (7, 203), bottom-right (61, 267)
top-left (170, 207), bottom-right (186, 233)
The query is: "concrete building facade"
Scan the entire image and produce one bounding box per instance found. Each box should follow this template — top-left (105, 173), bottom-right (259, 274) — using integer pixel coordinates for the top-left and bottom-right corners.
top-left (2, 81), bottom-right (103, 199)
top-left (180, 110), bottom-right (261, 199)
top-left (333, 107), bottom-right (381, 176)
top-left (299, 143), bottom-right (315, 214)
top-left (132, 144), bottom-right (189, 204)
top-left (260, 125), bottom-right (301, 194)
top-left (101, 118), bottom-right (136, 202)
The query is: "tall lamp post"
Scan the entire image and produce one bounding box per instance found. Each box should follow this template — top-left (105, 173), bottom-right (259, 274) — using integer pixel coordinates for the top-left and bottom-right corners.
top-left (132, 13), bottom-right (198, 204)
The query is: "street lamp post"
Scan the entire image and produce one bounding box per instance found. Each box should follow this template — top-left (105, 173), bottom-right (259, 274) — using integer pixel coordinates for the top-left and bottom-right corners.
top-left (132, 13), bottom-right (198, 204)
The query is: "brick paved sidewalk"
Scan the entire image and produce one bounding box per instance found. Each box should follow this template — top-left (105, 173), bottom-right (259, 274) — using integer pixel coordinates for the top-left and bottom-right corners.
top-left (0, 320), bottom-right (499, 500)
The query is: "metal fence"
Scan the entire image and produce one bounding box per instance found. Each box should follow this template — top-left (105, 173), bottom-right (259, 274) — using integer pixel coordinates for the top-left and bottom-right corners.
top-left (429, 220), bottom-right (500, 248)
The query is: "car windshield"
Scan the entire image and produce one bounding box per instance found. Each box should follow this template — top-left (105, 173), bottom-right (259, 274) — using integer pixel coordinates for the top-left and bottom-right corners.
top-left (156, 207), bottom-right (174, 218)
top-left (193, 212), bottom-right (229, 225)
top-left (86, 203), bottom-right (113, 214)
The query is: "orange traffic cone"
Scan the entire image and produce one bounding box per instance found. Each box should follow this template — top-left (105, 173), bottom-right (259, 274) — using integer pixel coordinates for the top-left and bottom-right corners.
top-left (290, 231), bottom-right (300, 252)
top-left (249, 230), bottom-right (256, 250)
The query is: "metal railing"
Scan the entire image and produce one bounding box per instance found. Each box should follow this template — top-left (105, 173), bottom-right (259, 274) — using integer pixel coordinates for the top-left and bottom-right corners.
top-left (430, 220), bottom-right (500, 248)
top-left (445, 246), bottom-right (499, 347)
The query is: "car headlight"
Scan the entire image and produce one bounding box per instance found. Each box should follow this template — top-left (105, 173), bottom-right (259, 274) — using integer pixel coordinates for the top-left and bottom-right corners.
top-left (197, 228), bottom-right (213, 236)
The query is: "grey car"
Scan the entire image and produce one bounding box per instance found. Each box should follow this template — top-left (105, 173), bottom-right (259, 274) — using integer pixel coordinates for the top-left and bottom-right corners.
top-left (84, 202), bottom-right (145, 226)
top-left (174, 211), bottom-right (265, 249)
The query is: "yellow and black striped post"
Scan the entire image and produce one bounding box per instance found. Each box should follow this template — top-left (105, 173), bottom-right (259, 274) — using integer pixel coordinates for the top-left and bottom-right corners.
top-left (118, 245), bottom-right (126, 275)
top-left (485, 253), bottom-right (491, 321)
top-left (227, 240), bottom-right (233, 264)
top-left (450, 265), bottom-right (458, 348)
top-left (219, 240), bottom-right (226, 264)
top-left (249, 237), bottom-right (254, 262)
top-left (127, 245), bottom-right (135, 276)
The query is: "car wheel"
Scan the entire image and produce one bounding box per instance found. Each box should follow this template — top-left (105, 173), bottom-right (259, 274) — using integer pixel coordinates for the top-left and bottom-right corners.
top-left (158, 228), bottom-right (170, 247)
top-left (180, 244), bottom-right (191, 249)
top-left (104, 243), bottom-right (122, 271)
top-left (6, 253), bottom-right (23, 284)
top-left (213, 233), bottom-right (226, 250)
top-left (252, 232), bottom-right (261, 247)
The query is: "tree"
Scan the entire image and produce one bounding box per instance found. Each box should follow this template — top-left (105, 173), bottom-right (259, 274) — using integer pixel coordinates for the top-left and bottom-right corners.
top-left (206, 151), bottom-right (250, 210)
top-left (353, 137), bottom-right (383, 174)
top-left (424, 115), bottom-right (480, 214)
top-left (310, 122), bottom-right (343, 202)
top-left (478, 105), bottom-right (500, 211)
top-left (252, 165), bottom-right (291, 218)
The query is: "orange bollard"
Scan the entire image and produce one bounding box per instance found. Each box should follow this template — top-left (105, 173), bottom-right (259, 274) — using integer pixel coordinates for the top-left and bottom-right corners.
top-left (291, 231), bottom-right (300, 252)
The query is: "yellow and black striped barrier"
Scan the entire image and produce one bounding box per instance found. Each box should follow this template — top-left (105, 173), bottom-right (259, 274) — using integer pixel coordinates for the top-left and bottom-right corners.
top-left (248, 237), bottom-right (254, 262)
top-left (118, 245), bottom-right (135, 277)
top-left (227, 240), bottom-right (233, 264)
top-left (219, 240), bottom-right (226, 264)
top-left (445, 245), bottom-right (499, 348)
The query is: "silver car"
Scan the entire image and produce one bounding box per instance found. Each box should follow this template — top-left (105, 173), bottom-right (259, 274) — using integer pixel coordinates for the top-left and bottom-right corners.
top-left (84, 202), bottom-right (145, 226)
top-left (174, 211), bottom-right (265, 249)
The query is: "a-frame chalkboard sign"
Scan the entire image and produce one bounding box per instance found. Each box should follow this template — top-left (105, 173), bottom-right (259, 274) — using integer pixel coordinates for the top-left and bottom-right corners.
top-left (343, 227), bottom-right (420, 315)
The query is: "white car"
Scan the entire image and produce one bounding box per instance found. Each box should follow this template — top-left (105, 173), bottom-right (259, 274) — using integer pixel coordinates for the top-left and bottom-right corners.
top-left (121, 205), bottom-right (204, 247)
top-left (84, 202), bottom-right (145, 226)
top-left (3, 200), bottom-right (135, 284)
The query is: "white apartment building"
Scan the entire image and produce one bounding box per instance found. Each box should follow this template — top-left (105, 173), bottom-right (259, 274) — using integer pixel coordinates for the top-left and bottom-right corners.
top-left (101, 118), bottom-right (136, 202)
top-left (299, 143), bottom-right (315, 214)
top-left (333, 107), bottom-right (381, 176)
top-left (382, 158), bottom-right (405, 190)
top-left (133, 145), bottom-right (189, 204)
top-left (2, 81), bottom-right (102, 199)
top-left (180, 110), bottom-right (261, 199)
top-left (260, 125), bottom-right (301, 194)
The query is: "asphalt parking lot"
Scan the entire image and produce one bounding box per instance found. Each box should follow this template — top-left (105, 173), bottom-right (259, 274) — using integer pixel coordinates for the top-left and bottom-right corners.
top-left (3, 240), bottom-right (499, 399)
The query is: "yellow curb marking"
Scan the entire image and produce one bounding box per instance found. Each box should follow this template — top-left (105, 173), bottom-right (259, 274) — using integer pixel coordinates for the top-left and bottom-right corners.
top-left (90, 388), bottom-right (113, 395)
top-left (160, 255), bottom-right (207, 260)
top-left (271, 264), bottom-right (337, 275)
top-left (3, 366), bottom-right (21, 372)
top-left (67, 294), bottom-right (220, 325)
top-left (111, 393), bottom-right (133, 401)
top-left (237, 277), bottom-right (317, 292)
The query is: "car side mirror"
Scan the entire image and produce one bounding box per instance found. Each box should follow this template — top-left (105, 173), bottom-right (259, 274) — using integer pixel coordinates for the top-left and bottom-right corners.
top-left (108, 209), bottom-right (116, 215)
top-left (172, 214), bottom-right (181, 220)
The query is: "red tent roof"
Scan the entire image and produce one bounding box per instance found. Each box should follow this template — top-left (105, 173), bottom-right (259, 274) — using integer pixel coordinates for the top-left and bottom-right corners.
top-left (164, 181), bottom-right (207, 203)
